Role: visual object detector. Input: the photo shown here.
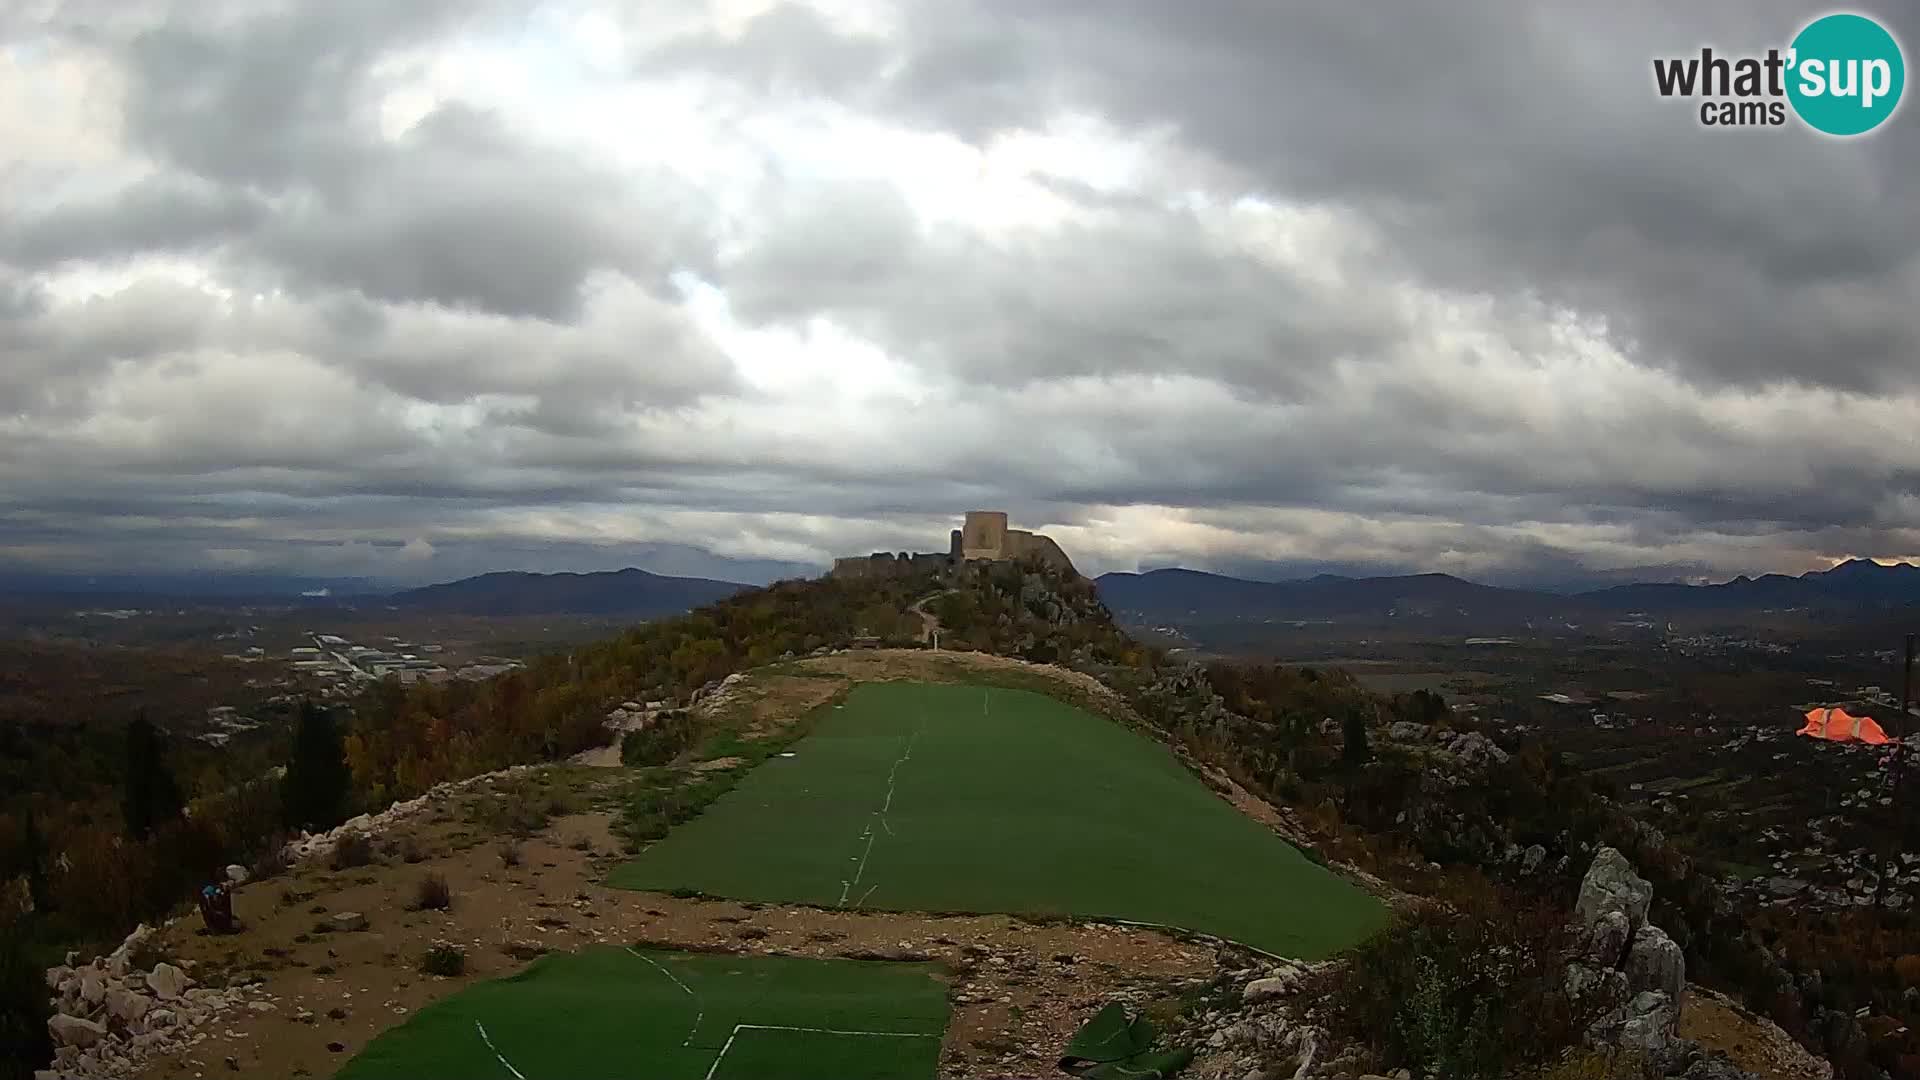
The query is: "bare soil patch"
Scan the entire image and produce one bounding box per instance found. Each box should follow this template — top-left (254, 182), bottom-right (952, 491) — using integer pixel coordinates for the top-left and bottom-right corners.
top-left (134, 803), bottom-right (1210, 1079)
top-left (1680, 986), bottom-right (1835, 1080)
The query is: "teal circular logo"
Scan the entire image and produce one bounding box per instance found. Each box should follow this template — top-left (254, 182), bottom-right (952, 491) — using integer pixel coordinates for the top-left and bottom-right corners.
top-left (1787, 13), bottom-right (1905, 136)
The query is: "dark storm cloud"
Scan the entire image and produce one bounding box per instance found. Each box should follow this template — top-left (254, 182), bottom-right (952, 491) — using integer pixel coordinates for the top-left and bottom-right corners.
top-left (112, 0), bottom-right (485, 192)
top-left (0, 176), bottom-right (267, 267)
top-left (871, 0), bottom-right (1920, 394)
top-left (718, 184), bottom-right (1399, 397)
top-left (245, 102), bottom-right (710, 321)
top-left (5, 0), bottom-right (1920, 585)
top-left (93, 2), bottom-right (712, 322)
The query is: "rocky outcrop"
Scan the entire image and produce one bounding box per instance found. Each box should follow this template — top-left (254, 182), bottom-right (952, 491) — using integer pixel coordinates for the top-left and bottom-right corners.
top-left (1567, 848), bottom-right (1763, 1079)
top-left (40, 922), bottom-right (277, 1078)
top-left (1439, 730), bottom-right (1510, 767)
top-left (280, 762), bottom-right (540, 863)
top-left (1575, 847), bottom-right (1653, 932)
top-left (1588, 908), bottom-right (1632, 968)
top-left (1570, 848), bottom-right (1681, 1052)
top-left (1626, 924), bottom-right (1686, 1004)
top-left (1385, 721), bottom-right (1428, 743)
top-left (1175, 957), bottom-right (1354, 1080)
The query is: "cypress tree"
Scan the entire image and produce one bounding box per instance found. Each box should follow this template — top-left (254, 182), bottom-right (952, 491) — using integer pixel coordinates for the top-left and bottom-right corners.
top-left (281, 703), bottom-right (350, 832)
top-left (20, 811), bottom-right (46, 916)
top-left (122, 714), bottom-right (184, 840)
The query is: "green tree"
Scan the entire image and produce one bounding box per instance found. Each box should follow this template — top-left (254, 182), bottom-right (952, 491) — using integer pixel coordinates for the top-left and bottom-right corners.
top-left (282, 703), bottom-right (351, 832)
top-left (0, 917), bottom-right (51, 1080)
top-left (1343, 710), bottom-right (1371, 769)
top-left (121, 714), bottom-right (184, 840)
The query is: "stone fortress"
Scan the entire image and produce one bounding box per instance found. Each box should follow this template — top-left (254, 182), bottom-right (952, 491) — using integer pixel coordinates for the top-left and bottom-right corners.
top-left (830, 511), bottom-right (1077, 579)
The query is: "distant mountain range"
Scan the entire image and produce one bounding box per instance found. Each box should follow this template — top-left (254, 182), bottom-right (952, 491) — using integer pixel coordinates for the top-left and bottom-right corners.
top-left (390, 568), bottom-right (749, 617)
top-left (1095, 559), bottom-right (1920, 624)
top-left (0, 572), bottom-right (386, 603)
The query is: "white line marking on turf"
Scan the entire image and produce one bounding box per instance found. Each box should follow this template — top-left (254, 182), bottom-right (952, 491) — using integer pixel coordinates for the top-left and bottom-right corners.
top-left (736, 1024), bottom-right (936, 1037)
top-left (838, 718), bottom-right (921, 907)
top-left (628, 947), bottom-right (704, 1047)
top-left (701, 1023), bottom-right (939, 1080)
top-left (475, 1020), bottom-right (528, 1080)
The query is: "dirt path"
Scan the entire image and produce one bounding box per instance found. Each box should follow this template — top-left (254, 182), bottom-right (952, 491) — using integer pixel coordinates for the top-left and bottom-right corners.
top-left (908, 592), bottom-right (950, 647)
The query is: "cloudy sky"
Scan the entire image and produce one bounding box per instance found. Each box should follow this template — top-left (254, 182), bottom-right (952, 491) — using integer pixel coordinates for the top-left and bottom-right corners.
top-left (2, 1), bottom-right (1917, 588)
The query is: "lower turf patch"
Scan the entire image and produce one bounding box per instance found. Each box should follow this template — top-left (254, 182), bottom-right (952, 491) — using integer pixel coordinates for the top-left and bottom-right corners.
top-left (608, 681), bottom-right (1387, 959)
top-left (332, 946), bottom-right (949, 1080)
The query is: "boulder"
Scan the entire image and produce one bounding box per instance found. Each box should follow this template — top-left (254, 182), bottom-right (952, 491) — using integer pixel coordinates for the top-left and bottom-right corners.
top-left (1575, 847), bottom-right (1652, 934)
top-left (106, 987), bottom-right (152, 1024)
top-left (225, 864), bottom-right (250, 886)
top-left (45, 964), bottom-right (72, 991)
top-left (1243, 976), bottom-right (1292, 1004)
top-left (146, 962), bottom-right (192, 1000)
top-left (1566, 962), bottom-right (1628, 1006)
top-left (1386, 721), bottom-right (1428, 743)
top-left (1587, 908), bottom-right (1631, 968)
top-left (1592, 990), bottom-right (1677, 1056)
top-left (48, 1014), bottom-right (107, 1049)
top-left (1447, 731), bottom-right (1510, 766)
top-left (1626, 924), bottom-right (1686, 1006)
top-left (330, 912), bottom-right (370, 933)
top-left (1521, 843), bottom-right (1548, 875)
top-left (78, 967), bottom-right (107, 1006)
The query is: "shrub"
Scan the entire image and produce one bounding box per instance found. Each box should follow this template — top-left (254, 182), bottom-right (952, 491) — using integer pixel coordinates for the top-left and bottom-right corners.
top-left (621, 718), bottom-right (696, 768)
top-left (249, 840), bottom-right (291, 883)
top-left (399, 835), bottom-right (425, 864)
top-left (476, 795), bottom-right (548, 839)
top-left (1320, 883), bottom-right (1594, 1080)
top-left (418, 943), bottom-right (465, 977)
top-left (330, 832), bottom-right (374, 872)
top-left (1537, 1049), bottom-right (1647, 1080)
top-left (498, 842), bottom-right (521, 869)
top-left (413, 873), bottom-right (451, 912)
top-left (0, 918), bottom-right (51, 1080)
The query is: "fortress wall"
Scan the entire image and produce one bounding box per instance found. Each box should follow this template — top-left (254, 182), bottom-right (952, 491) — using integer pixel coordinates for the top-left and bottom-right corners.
top-left (1004, 530), bottom-right (1077, 575)
top-left (829, 511), bottom-right (1077, 579)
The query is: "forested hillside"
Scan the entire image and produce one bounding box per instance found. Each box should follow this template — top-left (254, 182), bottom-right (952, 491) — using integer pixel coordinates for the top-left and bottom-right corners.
top-left (4, 559), bottom-right (1912, 1077)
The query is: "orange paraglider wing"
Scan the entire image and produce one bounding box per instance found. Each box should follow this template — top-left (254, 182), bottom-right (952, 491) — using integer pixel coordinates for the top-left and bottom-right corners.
top-left (1800, 706), bottom-right (1892, 744)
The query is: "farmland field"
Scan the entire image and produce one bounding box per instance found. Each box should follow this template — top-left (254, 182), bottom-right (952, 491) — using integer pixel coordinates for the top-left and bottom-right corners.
top-left (333, 946), bottom-right (950, 1080)
top-left (609, 681), bottom-right (1386, 959)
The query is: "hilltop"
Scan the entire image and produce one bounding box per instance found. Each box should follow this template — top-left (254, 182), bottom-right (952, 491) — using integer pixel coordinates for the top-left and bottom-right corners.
top-left (10, 554), bottom-right (1883, 1079)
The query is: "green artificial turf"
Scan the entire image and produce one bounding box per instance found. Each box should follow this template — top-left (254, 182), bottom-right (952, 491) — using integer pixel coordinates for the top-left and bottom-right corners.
top-left (333, 946), bottom-right (949, 1080)
top-left (608, 681), bottom-right (1387, 959)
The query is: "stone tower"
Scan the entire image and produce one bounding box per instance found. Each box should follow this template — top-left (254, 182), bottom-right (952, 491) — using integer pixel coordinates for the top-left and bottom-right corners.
top-left (960, 511), bottom-right (1010, 561)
